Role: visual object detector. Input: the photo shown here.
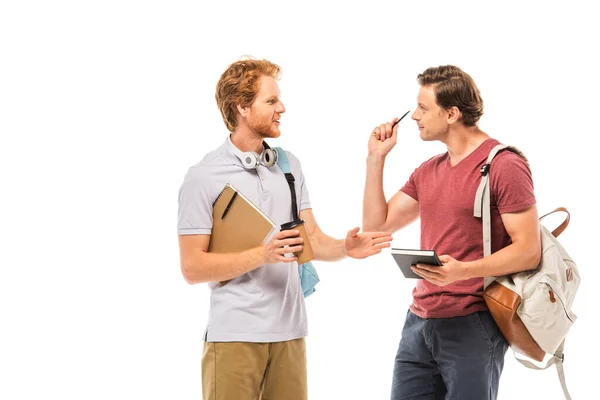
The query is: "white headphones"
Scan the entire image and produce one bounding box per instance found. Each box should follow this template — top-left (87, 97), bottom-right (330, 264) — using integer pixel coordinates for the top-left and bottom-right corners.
top-left (238, 141), bottom-right (278, 169)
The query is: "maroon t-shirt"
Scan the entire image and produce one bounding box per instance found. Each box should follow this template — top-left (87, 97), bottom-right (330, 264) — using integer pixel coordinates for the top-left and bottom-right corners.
top-left (400, 138), bottom-right (536, 318)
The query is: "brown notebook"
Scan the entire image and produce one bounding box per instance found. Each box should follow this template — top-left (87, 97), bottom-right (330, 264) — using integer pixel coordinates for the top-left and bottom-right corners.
top-left (209, 183), bottom-right (276, 254)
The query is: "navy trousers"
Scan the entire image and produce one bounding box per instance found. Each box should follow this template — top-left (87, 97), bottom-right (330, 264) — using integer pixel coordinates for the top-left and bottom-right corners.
top-left (391, 310), bottom-right (508, 400)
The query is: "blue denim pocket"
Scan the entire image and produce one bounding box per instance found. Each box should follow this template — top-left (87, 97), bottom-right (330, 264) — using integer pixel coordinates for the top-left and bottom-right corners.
top-left (473, 311), bottom-right (502, 349)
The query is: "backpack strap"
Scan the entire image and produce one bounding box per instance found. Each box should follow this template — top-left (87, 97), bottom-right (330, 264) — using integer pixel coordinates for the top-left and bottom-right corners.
top-left (514, 339), bottom-right (571, 400)
top-left (275, 148), bottom-right (299, 219)
top-left (473, 144), bottom-right (509, 281)
top-left (540, 207), bottom-right (570, 238)
top-left (274, 147), bottom-right (320, 297)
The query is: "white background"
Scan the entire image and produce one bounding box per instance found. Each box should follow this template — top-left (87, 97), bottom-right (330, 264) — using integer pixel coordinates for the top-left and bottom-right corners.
top-left (1, 1), bottom-right (598, 399)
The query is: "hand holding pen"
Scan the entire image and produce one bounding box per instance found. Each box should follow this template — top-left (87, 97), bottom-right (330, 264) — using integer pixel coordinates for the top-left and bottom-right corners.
top-left (372, 110), bottom-right (410, 141)
top-left (368, 110), bottom-right (410, 157)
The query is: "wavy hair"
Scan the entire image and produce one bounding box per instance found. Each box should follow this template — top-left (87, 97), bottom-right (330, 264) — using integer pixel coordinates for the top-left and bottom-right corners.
top-left (215, 58), bottom-right (281, 132)
top-left (417, 65), bottom-right (483, 127)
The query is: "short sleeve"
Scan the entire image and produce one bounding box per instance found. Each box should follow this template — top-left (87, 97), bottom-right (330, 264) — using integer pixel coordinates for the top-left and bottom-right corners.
top-left (490, 152), bottom-right (536, 214)
top-left (400, 168), bottom-right (419, 201)
top-left (177, 167), bottom-right (214, 235)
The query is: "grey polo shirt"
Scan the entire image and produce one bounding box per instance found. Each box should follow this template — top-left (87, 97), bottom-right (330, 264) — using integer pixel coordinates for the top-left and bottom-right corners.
top-left (177, 137), bottom-right (311, 342)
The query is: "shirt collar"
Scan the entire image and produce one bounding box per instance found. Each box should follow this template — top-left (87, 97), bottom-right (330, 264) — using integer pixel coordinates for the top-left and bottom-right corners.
top-left (216, 136), bottom-right (243, 166)
top-left (223, 135), bottom-right (267, 166)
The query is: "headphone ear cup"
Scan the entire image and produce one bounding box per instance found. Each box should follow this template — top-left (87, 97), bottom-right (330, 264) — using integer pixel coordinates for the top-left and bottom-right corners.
top-left (262, 148), bottom-right (278, 167)
top-left (241, 152), bottom-right (259, 169)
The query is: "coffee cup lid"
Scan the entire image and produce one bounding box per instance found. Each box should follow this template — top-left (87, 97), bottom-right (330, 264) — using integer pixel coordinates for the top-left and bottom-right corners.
top-left (281, 218), bottom-right (304, 231)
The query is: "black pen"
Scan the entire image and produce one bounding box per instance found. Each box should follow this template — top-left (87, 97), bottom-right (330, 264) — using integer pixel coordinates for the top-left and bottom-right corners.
top-left (392, 110), bottom-right (411, 128)
top-left (221, 191), bottom-right (238, 219)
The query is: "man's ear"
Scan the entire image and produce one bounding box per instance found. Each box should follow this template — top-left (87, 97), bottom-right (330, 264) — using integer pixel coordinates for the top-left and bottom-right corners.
top-left (236, 104), bottom-right (247, 118)
top-left (447, 106), bottom-right (461, 125)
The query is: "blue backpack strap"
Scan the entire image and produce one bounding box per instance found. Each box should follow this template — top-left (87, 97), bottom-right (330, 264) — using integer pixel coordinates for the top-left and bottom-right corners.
top-left (274, 147), bottom-right (320, 298)
top-left (274, 147), bottom-right (292, 173)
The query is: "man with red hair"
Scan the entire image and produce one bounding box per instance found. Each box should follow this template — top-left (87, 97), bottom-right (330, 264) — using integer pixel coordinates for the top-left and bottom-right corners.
top-left (178, 58), bottom-right (392, 400)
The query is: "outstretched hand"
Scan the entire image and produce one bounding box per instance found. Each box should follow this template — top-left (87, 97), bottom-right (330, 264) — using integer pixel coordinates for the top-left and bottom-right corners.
top-left (344, 227), bottom-right (393, 259)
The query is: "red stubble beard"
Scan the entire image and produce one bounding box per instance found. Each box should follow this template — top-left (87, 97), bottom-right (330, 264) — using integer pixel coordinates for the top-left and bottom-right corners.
top-left (248, 113), bottom-right (281, 139)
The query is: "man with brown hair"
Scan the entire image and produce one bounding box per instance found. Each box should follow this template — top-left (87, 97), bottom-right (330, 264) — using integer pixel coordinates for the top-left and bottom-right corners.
top-left (177, 58), bottom-right (392, 400)
top-left (363, 65), bottom-right (541, 399)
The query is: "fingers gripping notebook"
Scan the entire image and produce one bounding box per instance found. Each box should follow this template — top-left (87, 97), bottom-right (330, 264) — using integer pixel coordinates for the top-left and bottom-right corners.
top-left (391, 248), bottom-right (442, 279)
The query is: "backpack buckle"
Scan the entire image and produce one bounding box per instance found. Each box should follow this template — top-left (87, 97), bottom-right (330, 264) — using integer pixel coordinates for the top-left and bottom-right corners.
top-left (480, 163), bottom-right (490, 176)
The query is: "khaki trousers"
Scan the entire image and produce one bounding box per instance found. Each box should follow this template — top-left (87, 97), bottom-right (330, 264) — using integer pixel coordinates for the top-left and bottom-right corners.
top-left (202, 338), bottom-right (307, 400)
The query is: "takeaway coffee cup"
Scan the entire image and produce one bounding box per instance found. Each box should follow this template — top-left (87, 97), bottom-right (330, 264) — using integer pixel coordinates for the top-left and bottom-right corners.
top-left (280, 219), bottom-right (314, 264)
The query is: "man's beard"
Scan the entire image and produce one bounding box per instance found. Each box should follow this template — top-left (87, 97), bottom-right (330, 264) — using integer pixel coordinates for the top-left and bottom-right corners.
top-left (249, 118), bottom-right (279, 139)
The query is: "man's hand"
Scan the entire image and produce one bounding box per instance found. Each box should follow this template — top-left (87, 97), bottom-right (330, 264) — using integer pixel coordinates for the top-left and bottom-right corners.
top-left (261, 230), bottom-right (304, 264)
top-left (411, 254), bottom-right (468, 286)
top-left (368, 119), bottom-right (399, 158)
top-left (344, 227), bottom-right (393, 259)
